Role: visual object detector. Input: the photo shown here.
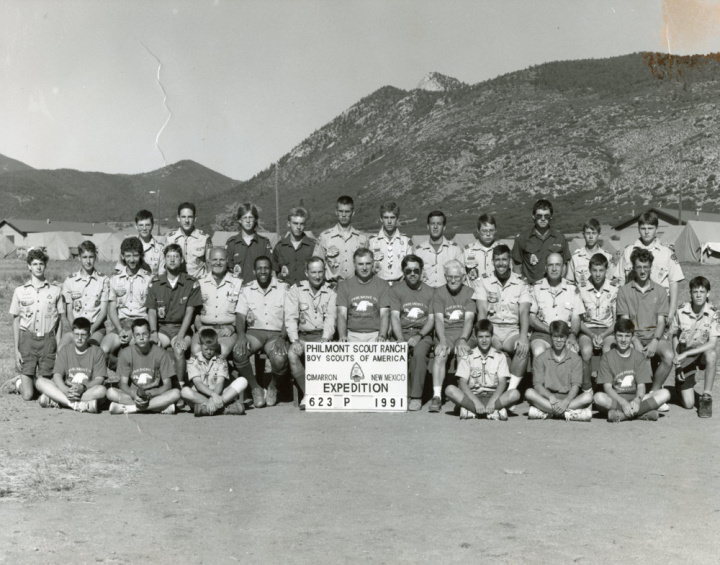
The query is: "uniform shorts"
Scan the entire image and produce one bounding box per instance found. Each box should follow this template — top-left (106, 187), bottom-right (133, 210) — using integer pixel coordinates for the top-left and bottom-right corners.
top-left (247, 329), bottom-right (283, 348)
top-left (19, 331), bottom-right (56, 377)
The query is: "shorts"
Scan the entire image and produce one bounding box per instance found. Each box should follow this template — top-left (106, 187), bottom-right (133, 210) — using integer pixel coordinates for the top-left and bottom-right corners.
top-left (299, 330), bottom-right (324, 342)
top-left (198, 324), bottom-right (236, 338)
top-left (494, 325), bottom-right (520, 346)
top-left (160, 323), bottom-right (192, 340)
top-left (530, 331), bottom-right (552, 346)
top-left (19, 331), bottom-right (57, 377)
top-left (472, 390), bottom-right (496, 406)
top-left (109, 317), bottom-right (145, 335)
top-left (247, 328), bottom-right (282, 348)
top-left (348, 330), bottom-right (379, 343)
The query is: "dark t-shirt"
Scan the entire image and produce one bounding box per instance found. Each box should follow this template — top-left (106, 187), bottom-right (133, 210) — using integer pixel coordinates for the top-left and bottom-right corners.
top-left (336, 275), bottom-right (390, 333)
top-left (597, 349), bottom-right (651, 394)
top-left (117, 344), bottom-right (175, 390)
top-left (54, 344), bottom-right (107, 387)
top-left (512, 227), bottom-right (571, 284)
top-left (389, 281), bottom-right (435, 332)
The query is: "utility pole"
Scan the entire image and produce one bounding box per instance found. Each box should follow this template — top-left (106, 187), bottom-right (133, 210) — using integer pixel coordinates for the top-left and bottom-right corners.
top-left (275, 162), bottom-right (280, 233)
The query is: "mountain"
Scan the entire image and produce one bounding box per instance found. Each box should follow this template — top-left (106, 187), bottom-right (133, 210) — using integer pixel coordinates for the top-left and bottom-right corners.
top-left (209, 52), bottom-right (720, 237)
top-left (0, 154), bottom-right (34, 174)
top-left (0, 159), bottom-right (237, 226)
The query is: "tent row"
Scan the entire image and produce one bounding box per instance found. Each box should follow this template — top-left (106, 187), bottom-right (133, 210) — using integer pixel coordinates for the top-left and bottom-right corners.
top-left (5, 222), bottom-right (719, 264)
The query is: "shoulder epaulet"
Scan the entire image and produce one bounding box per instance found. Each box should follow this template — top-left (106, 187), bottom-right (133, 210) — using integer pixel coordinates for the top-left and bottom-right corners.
top-left (151, 275), bottom-right (161, 283)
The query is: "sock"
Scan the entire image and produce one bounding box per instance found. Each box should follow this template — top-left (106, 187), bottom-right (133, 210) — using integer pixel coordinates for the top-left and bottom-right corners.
top-left (508, 375), bottom-right (521, 390)
top-left (637, 396), bottom-right (659, 416)
top-left (493, 398), bottom-right (503, 411)
top-left (125, 405), bottom-right (138, 413)
top-left (433, 386), bottom-right (441, 397)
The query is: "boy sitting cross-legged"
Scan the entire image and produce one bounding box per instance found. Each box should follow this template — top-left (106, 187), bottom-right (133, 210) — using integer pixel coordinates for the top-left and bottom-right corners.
top-left (444, 319), bottom-right (520, 420)
top-left (593, 319), bottom-right (671, 422)
top-left (181, 329), bottom-right (248, 416)
top-left (35, 316), bottom-right (106, 413)
top-left (525, 320), bottom-right (593, 421)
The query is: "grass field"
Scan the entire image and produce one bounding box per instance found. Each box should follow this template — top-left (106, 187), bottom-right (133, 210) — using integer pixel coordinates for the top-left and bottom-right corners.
top-left (1, 258), bottom-right (719, 564)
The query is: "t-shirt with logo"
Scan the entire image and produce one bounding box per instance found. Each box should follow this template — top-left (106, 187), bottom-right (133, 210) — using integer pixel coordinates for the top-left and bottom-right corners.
top-left (597, 349), bottom-right (651, 395)
top-left (432, 285), bottom-right (476, 337)
top-left (117, 343), bottom-right (175, 390)
top-left (389, 280), bottom-right (435, 333)
top-left (53, 344), bottom-right (107, 387)
top-left (336, 275), bottom-right (390, 333)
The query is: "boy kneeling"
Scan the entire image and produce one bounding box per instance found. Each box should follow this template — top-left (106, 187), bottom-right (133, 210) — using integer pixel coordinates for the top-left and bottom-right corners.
top-left (181, 329), bottom-right (248, 416)
top-left (594, 319), bottom-right (670, 422)
top-left (669, 276), bottom-right (718, 417)
top-left (36, 317), bottom-right (106, 413)
top-left (107, 319), bottom-right (180, 414)
top-left (444, 319), bottom-right (520, 420)
top-left (525, 320), bottom-right (593, 421)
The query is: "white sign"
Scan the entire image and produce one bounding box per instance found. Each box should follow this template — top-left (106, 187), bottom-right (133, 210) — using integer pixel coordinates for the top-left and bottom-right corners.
top-left (304, 342), bottom-right (408, 412)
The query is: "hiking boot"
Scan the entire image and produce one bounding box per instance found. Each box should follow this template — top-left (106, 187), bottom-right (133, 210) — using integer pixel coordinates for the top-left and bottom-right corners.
top-left (698, 393), bottom-right (712, 418)
top-left (607, 409), bottom-right (628, 423)
top-left (428, 396), bottom-right (442, 413)
top-left (637, 410), bottom-right (659, 421)
top-left (564, 407), bottom-right (592, 422)
top-left (265, 384), bottom-right (278, 407)
top-left (251, 387), bottom-right (266, 408)
top-left (408, 398), bottom-right (422, 412)
top-left (38, 393), bottom-right (60, 409)
top-left (223, 400), bottom-right (246, 415)
top-left (528, 406), bottom-right (549, 420)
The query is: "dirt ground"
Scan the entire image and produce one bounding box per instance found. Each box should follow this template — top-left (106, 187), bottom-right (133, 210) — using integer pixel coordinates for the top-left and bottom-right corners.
top-left (1, 390), bottom-right (718, 565)
top-left (1, 260), bottom-right (719, 564)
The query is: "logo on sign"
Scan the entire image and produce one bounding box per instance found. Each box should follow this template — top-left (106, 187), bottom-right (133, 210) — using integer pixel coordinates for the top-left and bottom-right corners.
top-left (350, 362), bottom-right (365, 382)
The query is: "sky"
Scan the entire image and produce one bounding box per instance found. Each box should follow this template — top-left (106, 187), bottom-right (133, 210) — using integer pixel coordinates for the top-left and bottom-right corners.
top-left (2, 0), bottom-right (720, 181)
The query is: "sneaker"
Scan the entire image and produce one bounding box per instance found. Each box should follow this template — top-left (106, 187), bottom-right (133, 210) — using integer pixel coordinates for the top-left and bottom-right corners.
top-left (607, 409), bottom-right (628, 423)
top-left (528, 406), bottom-right (549, 420)
top-left (459, 407), bottom-right (475, 420)
top-left (251, 387), bottom-right (266, 408)
top-left (194, 402), bottom-right (211, 417)
top-left (698, 393), bottom-right (713, 418)
top-left (564, 407), bottom-right (592, 422)
top-left (265, 384), bottom-right (278, 407)
top-left (658, 403), bottom-right (670, 413)
top-left (223, 400), bottom-right (246, 416)
top-left (73, 400), bottom-right (98, 413)
top-left (486, 410), bottom-right (501, 421)
top-left (161, 404), bottom-right (176, 415)
top-left (637, 410), bottom-right (659, 421)
top-left (108, 402), bottom-right (128, 415)
top-left (408, 398), bottom-right (422, 412)
top-left (497, 408), bottom-right (508, 421)
top-left (428, 396), bottom-right (442, 413)
top-left (38, 393), bottom-right (60, 409)
top-left (299, 397), bottom-right (306, 411)
top-left (1, 376), bottom-right (21, 395)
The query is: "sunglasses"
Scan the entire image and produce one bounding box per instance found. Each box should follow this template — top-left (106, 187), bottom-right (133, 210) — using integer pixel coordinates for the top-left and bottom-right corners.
top-left (404, 268), bottom-right (421, 275)
top-left (535, 213), bottom-right (552, 220)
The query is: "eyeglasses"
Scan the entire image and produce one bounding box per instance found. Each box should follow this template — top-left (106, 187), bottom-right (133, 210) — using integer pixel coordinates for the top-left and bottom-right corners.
top-left (445, 275), bottom-right (463, 281)
top-left (404, 268), bottom-right (421, 275)
top-left (535, 213), bottom-right (552, 220)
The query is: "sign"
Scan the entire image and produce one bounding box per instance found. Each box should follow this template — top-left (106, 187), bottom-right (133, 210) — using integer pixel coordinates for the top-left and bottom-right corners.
top-left (304, 342), bottom-right (408, 412)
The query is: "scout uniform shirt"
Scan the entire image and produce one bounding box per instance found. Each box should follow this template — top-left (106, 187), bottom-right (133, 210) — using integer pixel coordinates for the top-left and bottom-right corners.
top-left (455, 347), bottom-right (510, 393)
top-left (109, 267), bottom-right (152, 321)
top-left (618, 238), bottom-right (684, 290)
top-left (368, 229), bottom-right (413, 282)
top-left (566, 246), bottom-right (615, 286)
top-left (318, 224), bottom-right (368, 283)
top-left (112, 237), bottom-right (165, 276)
top-left (236, 278), bottom-right (288, 332)
top-left (62, 270), bottom-right (110, 325)
top-left (272, 233), bottom-right (322, 286)
top-left (225, 231), bottom-right (274, 279)
top-left (512, 227), bottom-right (571, 284)
top-left (165, 227), bottom-right (211, 279)
top-left (197, 272), bottom-right (243, 327)
top-left (10, 279), bottom-right (63, 336)
top-left (389, 280), bottom-right (435, 334)
top-left (670, 302), bottom-right (720, 348)
top-left (284, 280), bottom-right (337, 342)
top-left (414, 237), bottom-right (464, 288)
top-left (146, 272), bottom-right (202, 326)
top-left (463, 239), bottom-right (499, 280)
top-left (187, 354), bottom-right (229, 389)
top-left (471, 272), bottom-right (531, 330)
top-left (577, 278), bottom-right (619, 329)
top-left (530, 279), bottom-right (585, 326)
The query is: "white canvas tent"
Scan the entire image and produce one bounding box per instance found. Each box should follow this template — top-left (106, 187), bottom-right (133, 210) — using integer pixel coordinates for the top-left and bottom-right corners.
top-left (23, 231), bottom-right (84, 260)
top-left (673, 221), bottom-right (720, 263)
top-left (0, 237), bottom-right (16, 258)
